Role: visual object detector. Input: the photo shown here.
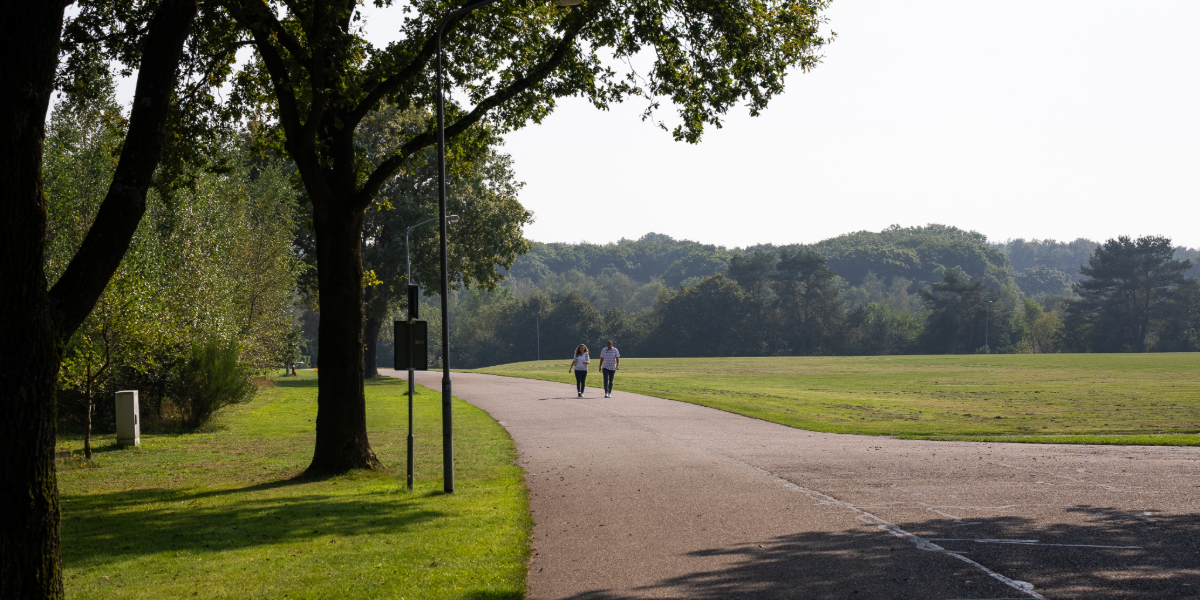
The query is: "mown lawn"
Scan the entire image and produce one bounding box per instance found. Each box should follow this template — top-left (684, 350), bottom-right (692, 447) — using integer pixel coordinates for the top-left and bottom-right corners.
top-left (56, 371), bottom-right (529, 599)
top-left (473, 354), bottom-right (1200, 445)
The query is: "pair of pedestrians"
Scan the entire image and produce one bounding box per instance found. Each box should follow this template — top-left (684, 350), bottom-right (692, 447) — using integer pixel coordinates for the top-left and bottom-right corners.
top-left (569, 341), bottom-right (619, 398)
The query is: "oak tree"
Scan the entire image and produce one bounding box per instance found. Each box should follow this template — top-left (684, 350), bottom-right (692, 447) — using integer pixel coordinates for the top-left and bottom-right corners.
top-left (218, 0), bottom-right (831, 474)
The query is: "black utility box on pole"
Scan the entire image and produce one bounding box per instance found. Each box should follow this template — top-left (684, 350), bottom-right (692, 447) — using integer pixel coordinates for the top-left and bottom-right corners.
top-left (407, 284), bottom-right (419, 320)
top-left (395, 321), bottom-right (429, 371)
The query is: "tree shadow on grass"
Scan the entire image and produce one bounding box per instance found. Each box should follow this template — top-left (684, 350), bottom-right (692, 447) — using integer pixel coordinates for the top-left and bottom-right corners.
top-left (561, 508), bottom-right (1200, 600)
top-left (56, 441), bottom-right (131, 459)
top-left (464, 592), bottom-right (522, 600)
top-left (61, 477), bottom-right (444, 568)
top-left (274, 377), bottom-right (319, 388)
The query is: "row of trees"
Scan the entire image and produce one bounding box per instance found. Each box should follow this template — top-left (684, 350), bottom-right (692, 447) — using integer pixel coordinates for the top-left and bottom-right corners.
top-left (44, 86), bottom-right (303, 455)
top-left (504, 228), bottom-right (1200, 304)
top-left (441, 235), bottom-right (1198, 368)
top-left (1000, 237), bottom-right (1200, 299)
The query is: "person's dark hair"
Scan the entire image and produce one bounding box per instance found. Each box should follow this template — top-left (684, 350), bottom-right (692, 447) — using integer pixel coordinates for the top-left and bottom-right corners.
top-left (575, 344), bottom-right (589, 356)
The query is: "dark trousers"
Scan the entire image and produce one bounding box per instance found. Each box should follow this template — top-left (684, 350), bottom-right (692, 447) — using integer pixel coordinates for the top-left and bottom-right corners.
top-left (602, 368), bottom-right (616, 394)
top-left (574, 370), bottom-right (588, 394)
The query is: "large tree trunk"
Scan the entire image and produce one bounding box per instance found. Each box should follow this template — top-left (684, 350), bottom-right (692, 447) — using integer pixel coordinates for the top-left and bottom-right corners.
top-left (1, 0), bottom-right (197, 595)
top-left (364, 315), bottom-right (381, 379)
top-left (0, 2), bottom-right (71, 596)
top-left (307, 198), bottom-right (380, 474)
top-left (362, 285), bottom-right (381, 379)
top-left (0, 295), bottom-right (65, 599)
top-left (0, 290), bottom-right (64, 600)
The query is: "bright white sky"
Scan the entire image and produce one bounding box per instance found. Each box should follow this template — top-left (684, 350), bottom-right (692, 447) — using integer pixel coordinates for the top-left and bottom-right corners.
top-left (120, 0), bottom-right (1200, 248)
top-left (495, 1), bottom-right (1200, 248)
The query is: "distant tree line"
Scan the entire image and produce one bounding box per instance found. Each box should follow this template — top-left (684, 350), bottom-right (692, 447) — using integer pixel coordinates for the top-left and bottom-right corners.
top-left (422, 227), bottom-right (1199, 368)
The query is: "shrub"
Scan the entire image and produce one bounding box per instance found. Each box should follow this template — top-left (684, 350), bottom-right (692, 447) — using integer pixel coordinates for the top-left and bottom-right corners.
top-left (174, 340), bottom-right (255, 430)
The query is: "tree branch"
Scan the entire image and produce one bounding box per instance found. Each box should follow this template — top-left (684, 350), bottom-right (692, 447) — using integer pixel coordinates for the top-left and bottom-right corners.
top-left (354, 13), bottom-right (586, 207)
top-left (223, 0), bottom-right (308, 154)
top-left (70, 25), bottom-right (149, 45)
top-left (235, 0), bottom-right (312, 66)
top-left (337, 0), bottom-right (356, 34)
top-left (300, 0), bottom-right (331, 146)
top-left (278, 0), bottom-right (309, 27)
top-left (345, 25), bottom-right (440, 132)
top-left (346, 0), bottom-right (484, 133)
top-left (48, 0), bottom-right (199, 339)
top-left (177, 41), bottom-right (246, 107)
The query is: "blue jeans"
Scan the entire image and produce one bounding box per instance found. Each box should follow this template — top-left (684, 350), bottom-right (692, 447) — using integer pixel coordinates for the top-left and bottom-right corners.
top-left (575, 370), bottom-right (587, 394)
top-left (602, 368), bottom-right (616, 394)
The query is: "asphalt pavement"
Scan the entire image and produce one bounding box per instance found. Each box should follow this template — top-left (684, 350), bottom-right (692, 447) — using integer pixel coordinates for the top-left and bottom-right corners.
top-left (383, 369), bottom-right (1200, 600)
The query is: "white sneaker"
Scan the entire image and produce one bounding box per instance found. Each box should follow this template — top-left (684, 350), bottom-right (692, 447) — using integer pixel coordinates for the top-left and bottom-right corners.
top-left (578, 392), bottom-right (582, 397)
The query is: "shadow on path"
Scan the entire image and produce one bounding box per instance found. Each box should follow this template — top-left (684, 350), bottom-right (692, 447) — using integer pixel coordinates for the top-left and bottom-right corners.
top-left (559, 509), bottom-right (1200, 600)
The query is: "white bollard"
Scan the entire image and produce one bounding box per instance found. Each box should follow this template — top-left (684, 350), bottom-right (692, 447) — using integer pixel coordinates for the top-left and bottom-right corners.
top-left (115, 390), bottom-right (140, 447)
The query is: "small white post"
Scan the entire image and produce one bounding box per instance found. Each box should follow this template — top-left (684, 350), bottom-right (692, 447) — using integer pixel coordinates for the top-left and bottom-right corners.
top-left (115, 390), bottom-right (140, 447)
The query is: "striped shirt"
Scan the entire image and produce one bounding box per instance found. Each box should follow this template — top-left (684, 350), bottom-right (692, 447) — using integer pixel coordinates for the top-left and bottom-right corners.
top-left (599, 347), bottom-right (620, 370)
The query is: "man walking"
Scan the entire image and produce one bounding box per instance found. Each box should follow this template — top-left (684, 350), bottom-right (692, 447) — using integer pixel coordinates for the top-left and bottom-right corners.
top-left (599, 340), bottom-right (620, 398)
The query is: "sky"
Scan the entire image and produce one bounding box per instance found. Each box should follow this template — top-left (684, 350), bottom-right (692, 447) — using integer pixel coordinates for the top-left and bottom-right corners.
top-left (495, 1), bottom-right (1200, 248)
top-left (118, 0), bottom-right (1200, 248)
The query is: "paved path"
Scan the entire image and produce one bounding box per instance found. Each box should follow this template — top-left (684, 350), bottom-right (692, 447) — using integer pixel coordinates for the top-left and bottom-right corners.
top-left (384, 370), bottom-right (1200, 599)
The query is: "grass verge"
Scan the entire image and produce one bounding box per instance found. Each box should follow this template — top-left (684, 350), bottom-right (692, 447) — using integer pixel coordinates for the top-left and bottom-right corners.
top-left (57, 371), bottom-right (529, 599)
top-left (472, 354), bottom-right (1200, 445)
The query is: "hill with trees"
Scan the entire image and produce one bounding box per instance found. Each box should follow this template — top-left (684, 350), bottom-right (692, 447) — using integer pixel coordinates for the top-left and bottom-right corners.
top-left (415, 227), bottom-right (1200, 369)
top-left (503, 224), bottom-right (1018, 295)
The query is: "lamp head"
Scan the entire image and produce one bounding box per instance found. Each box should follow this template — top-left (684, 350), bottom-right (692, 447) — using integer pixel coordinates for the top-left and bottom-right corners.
top-left (447, 215), bottom-right (461, 222)
top-left (555, 0), bottom-right (582, 5)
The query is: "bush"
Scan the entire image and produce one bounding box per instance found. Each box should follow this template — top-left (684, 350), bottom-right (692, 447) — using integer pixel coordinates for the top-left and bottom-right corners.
top-left (173, 340), bottom-right (256, 430)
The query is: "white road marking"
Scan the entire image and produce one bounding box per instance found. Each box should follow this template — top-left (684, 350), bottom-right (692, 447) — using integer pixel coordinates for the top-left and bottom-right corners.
top-left (575, 396), bottom-right (1049, 598)
top-left (928, 538), bottom-right (1142, 549)
top-left (997, 461), bottom-right (1149, 493)
top-left (700, 450), bottom-right (1046, 598)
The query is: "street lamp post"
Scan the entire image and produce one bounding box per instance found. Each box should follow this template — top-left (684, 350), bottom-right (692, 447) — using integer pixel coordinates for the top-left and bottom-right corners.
top-left (404, 215), bottom-right (457, 491)
top-left (435, 0), bottom-right (579, 494)
top-left (986, 300), bottom-right (993, 354)
top-left (406, 216), bottom-right (458, 289)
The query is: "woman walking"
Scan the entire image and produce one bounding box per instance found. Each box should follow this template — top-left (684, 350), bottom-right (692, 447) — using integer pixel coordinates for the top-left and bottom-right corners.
top-left (569, 344), bottom-right (590, 397)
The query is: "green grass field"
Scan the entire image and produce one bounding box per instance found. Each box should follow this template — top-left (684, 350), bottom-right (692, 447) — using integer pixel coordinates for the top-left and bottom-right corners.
top-left (57, 371), bottom-right (529, 599)
top-left (473, 354), bottom-right (1200, 445)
